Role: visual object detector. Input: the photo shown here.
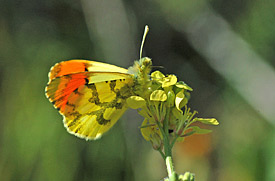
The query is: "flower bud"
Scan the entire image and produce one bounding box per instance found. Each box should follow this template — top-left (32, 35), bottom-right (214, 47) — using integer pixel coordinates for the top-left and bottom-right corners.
top-left (167, 90), bottom-right (175, 107)
top-left (150, 132), bottom-right (163, 150)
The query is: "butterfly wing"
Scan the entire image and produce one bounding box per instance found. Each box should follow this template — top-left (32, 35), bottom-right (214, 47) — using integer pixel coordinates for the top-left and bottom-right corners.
top-left (46, 60), bottom-right (134, 140)
top-left (48, 59), bottom-right (129, 80)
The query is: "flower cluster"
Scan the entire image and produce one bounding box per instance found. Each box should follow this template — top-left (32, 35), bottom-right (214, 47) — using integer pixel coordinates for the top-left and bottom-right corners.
top-left (126, 67), bottom-right (219, 151)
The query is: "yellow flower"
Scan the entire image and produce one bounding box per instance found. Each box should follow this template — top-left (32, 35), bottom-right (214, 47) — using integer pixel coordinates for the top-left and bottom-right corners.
top-left (127, 68), bottom-right (218, 145)
top-left (140, 119), bottom-right (163, 150)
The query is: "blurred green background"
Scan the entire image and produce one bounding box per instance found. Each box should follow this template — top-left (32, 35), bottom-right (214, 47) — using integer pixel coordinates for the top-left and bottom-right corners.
top-left (1, 0), bottom-right (274, 180)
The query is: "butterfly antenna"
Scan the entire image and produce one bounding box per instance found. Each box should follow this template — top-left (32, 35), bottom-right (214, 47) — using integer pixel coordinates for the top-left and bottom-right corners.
top-left (140, 25), bottom-right (149, 59)
top-left (152, 65), bottom-right (164, 69)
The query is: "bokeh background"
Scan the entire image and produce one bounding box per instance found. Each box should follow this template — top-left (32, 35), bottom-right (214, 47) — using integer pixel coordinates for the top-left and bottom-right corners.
top-left (1, 0), bottom-right (274, 180)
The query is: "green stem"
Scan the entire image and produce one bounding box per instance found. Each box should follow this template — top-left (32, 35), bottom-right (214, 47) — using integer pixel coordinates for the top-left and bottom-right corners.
top-left (166, 156), bottom-right (177, 180)
top-left (161, 107), bottom-right (178, 181)
top-left (163, 134), bottom-right (171, 156)
top-left (163, 107), bottom-right (171, 158)
top-left (163, 135), bottom-right (177, 181)
top-left (158, 148), bottom-right (166, 160)
top-left (163, 107), bottom-right (170, 135)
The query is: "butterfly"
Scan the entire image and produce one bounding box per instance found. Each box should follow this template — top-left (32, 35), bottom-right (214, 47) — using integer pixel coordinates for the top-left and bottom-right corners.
top-left (45, 58), bottom-right (152, 140)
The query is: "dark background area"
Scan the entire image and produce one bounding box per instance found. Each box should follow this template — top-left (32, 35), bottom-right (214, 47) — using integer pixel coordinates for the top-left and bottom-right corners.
top-left (0, 0), bottom-right (274, 180)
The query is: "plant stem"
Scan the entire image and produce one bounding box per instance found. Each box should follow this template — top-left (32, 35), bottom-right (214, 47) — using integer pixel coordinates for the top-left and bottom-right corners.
top-left (163, 139), bottom-right (177, 181)
top-left (162, 107), bottom-right (178, 181)
top-left (166, 156), bottom-right (177, 180)
top-left (158, 148), bottom-right (166, 160)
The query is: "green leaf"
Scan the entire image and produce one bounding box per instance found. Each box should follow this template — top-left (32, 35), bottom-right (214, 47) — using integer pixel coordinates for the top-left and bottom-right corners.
top-left (184, 91), bottom-right (191, 101)
top-left (193, 118), bottom-right (219, 125)
top-left (177, 131), bottom-right (196, 142)
top-left (126, 96), bottom-right (146, 109)
top-left (150, 90), bottom-right (167, 101)
top-left (188, 126), bottom-right (212, 134)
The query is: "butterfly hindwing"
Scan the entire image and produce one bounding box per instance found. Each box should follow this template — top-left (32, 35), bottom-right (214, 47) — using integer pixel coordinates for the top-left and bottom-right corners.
top-left (64, 78), bottom-right (133, 140)
top-left (45, 60), bottom-right (134, 140)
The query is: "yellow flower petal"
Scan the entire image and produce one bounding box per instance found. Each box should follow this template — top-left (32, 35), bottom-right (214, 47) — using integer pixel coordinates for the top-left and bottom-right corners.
top-left (151, 70), bottom-right (165, 80)
top-left (150, 90), bottom-right (167, 101)
top-left (175, 90), bottom-right (185, 112)
top-left (176, 81), bottom-right (193, 91)
top-left (140, 119), bottom-right (162, 143)
top-left (193, 118), bottom-right (219, 125)
top-left (140, 119), bottom-right (152, 141)
top-left (162, 75), bottom-right (177, 88)
top-left (126, 96), bottom-right (146, 109)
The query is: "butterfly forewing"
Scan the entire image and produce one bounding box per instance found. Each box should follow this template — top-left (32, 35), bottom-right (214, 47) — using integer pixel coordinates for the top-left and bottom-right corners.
top-left (45, 60), bottom-right (134, 140)
top-left (49, 59), bottom-right (128, 80)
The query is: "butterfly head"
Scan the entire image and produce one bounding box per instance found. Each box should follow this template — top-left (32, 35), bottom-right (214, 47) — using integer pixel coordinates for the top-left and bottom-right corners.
top-left (128, 57), bottom-right (152, 78)
top-left (127, 57), bottom-right (152, 97)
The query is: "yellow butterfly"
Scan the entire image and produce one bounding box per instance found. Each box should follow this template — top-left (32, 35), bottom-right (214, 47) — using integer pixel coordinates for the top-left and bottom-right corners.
top-left (45, 58), bottom-right (152, 140)
top-left (46, 26), bottom-right (151, 140)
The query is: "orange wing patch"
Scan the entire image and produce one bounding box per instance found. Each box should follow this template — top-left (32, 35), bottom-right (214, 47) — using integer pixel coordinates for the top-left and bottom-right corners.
top-left (45, 60), bottom-right (134, 140)
top-left (46, 73), bottom-right (88, 112)
top-left (48, 59), bottom-right (128, 80)
top-left (48, 60), bottom-right (89, 80)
